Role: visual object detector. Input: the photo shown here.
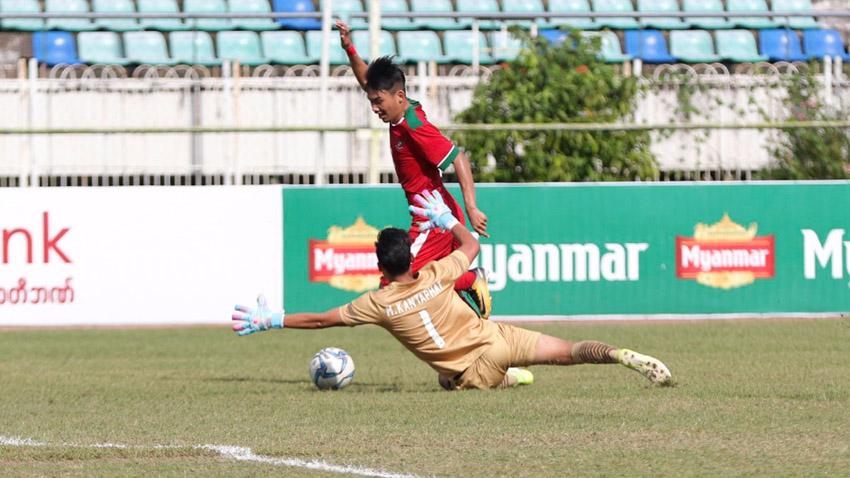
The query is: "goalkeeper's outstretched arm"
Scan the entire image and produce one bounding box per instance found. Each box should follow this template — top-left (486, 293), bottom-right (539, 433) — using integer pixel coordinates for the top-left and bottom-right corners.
top-left (231, 298), bottom-right (345, 336)
top-left (283, 309), bottom-right (345, 329)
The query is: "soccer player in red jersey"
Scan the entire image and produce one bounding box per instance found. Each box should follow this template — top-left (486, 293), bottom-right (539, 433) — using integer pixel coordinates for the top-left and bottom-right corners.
top-left (337, 20), bottom-right (492, 318)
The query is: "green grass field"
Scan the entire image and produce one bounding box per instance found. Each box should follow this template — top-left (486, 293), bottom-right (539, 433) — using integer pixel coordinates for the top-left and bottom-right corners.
top-left (1, 319), bottom-right (849, 477)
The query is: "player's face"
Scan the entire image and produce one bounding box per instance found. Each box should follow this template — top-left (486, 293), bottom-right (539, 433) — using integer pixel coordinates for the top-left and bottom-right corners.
top-left (367, 88), bottom-right (405, 124)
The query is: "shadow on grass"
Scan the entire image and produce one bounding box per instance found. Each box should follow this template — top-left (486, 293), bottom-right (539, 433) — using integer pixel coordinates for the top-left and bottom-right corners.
top-left (203, 376), bottom-right (412, 393)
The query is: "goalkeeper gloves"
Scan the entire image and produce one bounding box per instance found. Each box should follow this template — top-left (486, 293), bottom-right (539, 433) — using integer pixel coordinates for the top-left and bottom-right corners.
top-left (231, 295), bottom-right (284, 336)
top-left (409, 189), bottom-right (460, 232)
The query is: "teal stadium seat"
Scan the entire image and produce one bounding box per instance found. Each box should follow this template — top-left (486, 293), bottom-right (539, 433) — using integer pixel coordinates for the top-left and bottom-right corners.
top-left (502, 0), bottom-right (545, 29)
top-left (380, 0), bottom-right (416, 31)
top-left (444, 30), bottom-right (495, 64)
top-left (46, 0), bottom-right (96, 31)
top-left (352, 30), bottom-right (398, 61)
top-left (397, 30), bottom-right (450, 63)
top-left (261, 31), bottom-right (316, 64)
top-left (548, 0), bottom-right (599, 31)
top-left (0, 0), bottom-right (45, 31)
top-left (334, 0), bottom-right (367, 30)
top-left (670, 30), bottom-right (722, 63)
top-left (583, 30), bottom-right (632, 63)
top-left (138, 0), bottom-right (190, 31)
top-left (169, 31), bottom-right (221, 65)
top-left (727, 0), bottom-right (778, 29)
top-left (489, 31), bottom-right (522, 62)
top-left (592, 0), bottom-right (639, 30)
top-left (217, 30), bottom-right (268, 66)
top-left (771, 0), bottom-right (820, 30)
top-left (306, 30), bottom-right (349, 64)
top-left (184, 0), bottom-right (231, 31)
top-left (683, 0), bottom-right (732, 30)
top-left (456, 0), bottom-right (501, 30)
top-left (638, 0), bottom-right (690, 30)
top-left (123, 31), bottom-right (176, 64)
top-left (230, 0), bottom-right (278, 31)
top-left (77, 31), bottom-right (130, 65)
top-left (411, 0), bottom-right (462, 31)
top-left (715, 29), bottom-right (769, 62)
top-left (93, 0), bottom-right (141, 32)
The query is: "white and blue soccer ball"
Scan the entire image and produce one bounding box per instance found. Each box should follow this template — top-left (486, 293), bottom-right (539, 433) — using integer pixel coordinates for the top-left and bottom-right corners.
top-left (309, 347), bottom-right (355, 390)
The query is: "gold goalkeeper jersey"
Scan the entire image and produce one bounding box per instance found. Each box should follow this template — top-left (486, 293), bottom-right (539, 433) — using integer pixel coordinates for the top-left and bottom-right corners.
top-left (339, 250), bottom-right (499, 375)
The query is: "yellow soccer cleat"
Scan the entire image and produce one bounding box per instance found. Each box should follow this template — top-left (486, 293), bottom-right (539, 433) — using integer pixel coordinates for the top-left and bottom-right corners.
top-left (617, 349), bottom-right (673, 386)
top-left (506, 367), bottom-right (534, 386)
top-left (467, 267), bottom-right (492, 320)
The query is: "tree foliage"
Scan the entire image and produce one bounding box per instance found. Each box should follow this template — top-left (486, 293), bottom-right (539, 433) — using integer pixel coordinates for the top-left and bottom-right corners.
top-left (454, 30), bottom-right (657, 182)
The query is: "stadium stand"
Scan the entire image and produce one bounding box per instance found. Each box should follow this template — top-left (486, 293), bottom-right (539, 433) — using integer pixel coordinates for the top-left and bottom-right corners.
top-left (444, 30), bottom-right (495, 64)
top-left (77, 31), bottom-right (129, 65)
top-left (772, 0), bottom-right (821, 29)
top-left (332, 0), bottom-right (367, 29)
top-left (803, 29), bottom-right (850, 60)
top-left (217, 30), bottom-right (268, 65)
top-left (624, 29), bottom-right (678, 63)
top-left (583, 30), bottom-right (632, 62)
top-left (759, 28), bottom-right (807, 61)
top-left (230, 0), bottom-right (279, 31)
top-left (638, 0), bottom-right (690, 30)
top-left (715, 29), bottom-right (769, 62)
top-left (501, 0), bottom-right (545, 29)
top-left (1, 0), bottom-right (45, 31)
top-left (262, 30), bottom-right (315, 64)
top-left (379, 0), bottom-right (416, 31)
top-left (456, 0), bottom-right (501, 30)
top-left (592, 0), bottom-right (640, 30)
top-left (670, 30), bottom-right (722, 63)
top-left (727, 0), bottom-right (779, 29)
top-left (46, 0), bottom-right (97, 31)
top-left (410, 0), bottom-right (462, 31)
top-left (547, 0), bottom-right (599, 31)
top-left (93, 0), bottom-right (141, 32)
top-left (306, 30), bottom-right (348, 63)
top-left (351, 29), bottom-right (398, 60)
top-left (683, 0), bottom-right (733, 29)
top-left (32, 31), bottom-right (80, 65)
top-left (272, 0), bottom-right (320, 30)
top-left (397, 30), bottom-right (450, 64)
top-left (138, 0), bottom-right (189, 31)
top-left (123, 30), bottom-right (175, 64)
top-left (183, 0), bottom-right (232, 31)
top-left (169, 30), bottom-right (221, 65)
top-left (489, 31), bottom-right (523, 62)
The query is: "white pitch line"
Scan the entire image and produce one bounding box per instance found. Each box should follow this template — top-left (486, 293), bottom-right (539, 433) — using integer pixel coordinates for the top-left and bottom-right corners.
top-left (0, 436), bottom-right (421, 478)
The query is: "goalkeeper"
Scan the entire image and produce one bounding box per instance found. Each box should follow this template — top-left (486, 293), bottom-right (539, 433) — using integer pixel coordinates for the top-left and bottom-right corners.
top-left (232, 190), bottom-right (672, 390)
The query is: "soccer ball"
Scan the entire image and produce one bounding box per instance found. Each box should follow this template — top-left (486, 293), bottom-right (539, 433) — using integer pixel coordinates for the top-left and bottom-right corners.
top-left (309, 347), bottom-right (355, 390)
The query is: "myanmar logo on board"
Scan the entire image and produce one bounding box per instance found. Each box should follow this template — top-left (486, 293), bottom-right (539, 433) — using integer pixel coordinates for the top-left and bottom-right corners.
top-left (676, 214), bottom-right (775, 289)
top-left (308, 217), bottom-right (381, 292)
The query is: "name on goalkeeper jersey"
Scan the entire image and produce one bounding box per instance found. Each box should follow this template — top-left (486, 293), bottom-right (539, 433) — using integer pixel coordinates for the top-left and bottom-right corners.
top-left (385, 282), bottom-right (444, 317)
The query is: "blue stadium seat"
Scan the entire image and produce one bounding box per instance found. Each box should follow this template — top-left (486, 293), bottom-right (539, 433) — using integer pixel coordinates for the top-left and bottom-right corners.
top-left (759, 29), bottom-right (806, 62)
top-left (624, 30), bottom-right (676, 63)
top-left (32, 31), bottom-right (81, 65)
top-left (803, 29), bottom-right (850, 61)
top-left (272, 0), bottom-right (320, 30)
top-left (540, 29), bottom-right (569, 45)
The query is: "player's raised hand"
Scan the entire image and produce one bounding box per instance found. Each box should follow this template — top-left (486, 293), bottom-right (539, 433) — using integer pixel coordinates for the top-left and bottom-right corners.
top-left (231, 295), bottom-right (285, 336)
top-left (336, 20), bottom-right (352, 49)
top-left (409, 189), bottom-right (460, 232)
top-left (466, 206), bottom-right (490, 238)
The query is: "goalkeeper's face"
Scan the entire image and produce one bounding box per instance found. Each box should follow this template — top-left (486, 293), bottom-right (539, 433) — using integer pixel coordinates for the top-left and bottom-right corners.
top-left (367, 87), bottom-right (406, 124)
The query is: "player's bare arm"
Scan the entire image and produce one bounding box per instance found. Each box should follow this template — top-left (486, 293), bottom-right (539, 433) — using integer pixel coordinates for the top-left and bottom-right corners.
top-left (231, 297), bottom-right (345, 335)
top-left (452, 152), bottom-right (489, 238)
top-left (337, 20), bottom-right (368, 91)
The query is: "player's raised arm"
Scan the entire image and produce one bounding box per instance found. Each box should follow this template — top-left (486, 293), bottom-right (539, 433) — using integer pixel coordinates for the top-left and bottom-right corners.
top-left (337, 20), bottom-right (368, 91)
top-left (410, 189), bottom-right (479, 265)
top-left (452, 151), bottom-right (489, 238)
top-left (231, 296), bottom-right (344, 336)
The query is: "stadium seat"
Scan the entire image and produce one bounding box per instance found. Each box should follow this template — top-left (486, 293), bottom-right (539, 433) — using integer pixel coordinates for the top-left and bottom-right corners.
top-left (624, 30), bottom-right (677, 63)
top-left (333, 0), bottom-right (367, 30)
top-left (306, 30), bottom-right (349, 64)
top-left (261, 30), bottom-right (316, 64)
top-left (0, 0), bottom-right (45, 31)
top-left (272, 0), bottom-right (320, 30)
top-left (169, 31), bottom-right (221, 65)
top-left (123, 31), bottom-right (176, 64)
top-left (583, 30), bottom-right (632, 63)
top-left (93, 0), bottom-right (141, 32)
top-left (32, 31), bottom-right (81, 65)
top-left (726, 0), bottom-right (778, 29)
top-left (758, 29), bottom-right (806, 62)
top-left (502, 0), bottom-right (545, 29)
top-left (803, 29), bottom-right (850, 61)
top-left (411, 0), bottom-right (462, 31)
top-left (138, 0), bottom-right (190, 31)
top-left (638, 0), bottom-right (690, 30)
top-left (715, 30), bottom-right (769, 62)
top-left (380, 0), bottom-right (416, 31)
top-left (682, 0), bottom-right (732, 30)
top-left (547, 0), bottom-right (599, 31)
top-left (217, 30), bottom-right (269, 66)
top-left (230, 0), bottom-right (278, 31)
top-left (77, 31), bottom-right (130, 65)
top-left (591, 0), bottom-right (639, 30)
top-left (352, 30), bottom-right (398, 61)
top-left (771, 0), bottom-right (820, 30)
top-left (489, 31), bottom-right (523, 62)
top-left (670, 30), bottom-right (722, 63)
top-left (397, 30), bottom-right (450, 64)
top-left (45, 0), bottom-right (97, 31)
top-left (444, 31), bottom-right (495, 64)
top-left (184, 0), bottom-right (232, 31)
top-left (456, 0), bottom-right (501, 30)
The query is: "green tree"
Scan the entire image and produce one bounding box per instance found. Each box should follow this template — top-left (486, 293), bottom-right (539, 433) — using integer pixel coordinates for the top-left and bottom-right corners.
top-left (454, 30), bottom-right (657, 182)
top-left (759, 68), bottom-right (850, 180)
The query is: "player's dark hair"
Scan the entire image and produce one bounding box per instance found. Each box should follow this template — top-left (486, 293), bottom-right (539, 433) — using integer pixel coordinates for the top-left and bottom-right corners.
top-left (366, 56), bottom-right (406, 92)
top-left (375, 227), bottom-right (412, 277)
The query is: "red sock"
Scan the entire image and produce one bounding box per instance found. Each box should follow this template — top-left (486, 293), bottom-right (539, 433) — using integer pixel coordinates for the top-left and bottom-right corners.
top-left (454, 270), bottom-right (476, 290)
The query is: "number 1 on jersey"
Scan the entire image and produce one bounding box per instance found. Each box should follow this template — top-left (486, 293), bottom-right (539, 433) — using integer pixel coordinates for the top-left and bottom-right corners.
top-left (418, 310), bottom-right (446, 349)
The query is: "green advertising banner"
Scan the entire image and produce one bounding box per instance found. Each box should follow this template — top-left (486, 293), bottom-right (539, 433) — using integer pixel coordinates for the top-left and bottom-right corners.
top-left (283, 183), bottom-right (850, 316)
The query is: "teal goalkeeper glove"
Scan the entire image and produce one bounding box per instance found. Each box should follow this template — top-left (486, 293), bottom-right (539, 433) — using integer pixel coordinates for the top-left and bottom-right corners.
top-left (231, 295), bottom-right (284, 336)
top-left (409, 189), bottom-right (460, 232)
